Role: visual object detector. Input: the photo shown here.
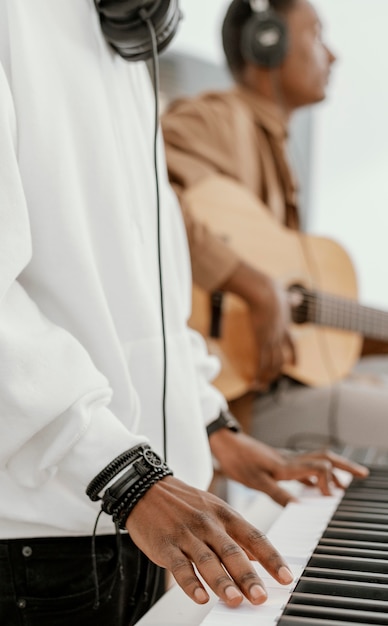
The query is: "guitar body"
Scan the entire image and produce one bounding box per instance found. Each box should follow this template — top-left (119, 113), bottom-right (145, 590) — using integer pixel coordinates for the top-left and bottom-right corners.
top-left (185, 176), bottom-right (362, 400)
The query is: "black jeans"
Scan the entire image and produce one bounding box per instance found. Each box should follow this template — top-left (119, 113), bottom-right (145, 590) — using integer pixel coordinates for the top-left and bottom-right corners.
top-left (0, 534), bottom-right (164, 626)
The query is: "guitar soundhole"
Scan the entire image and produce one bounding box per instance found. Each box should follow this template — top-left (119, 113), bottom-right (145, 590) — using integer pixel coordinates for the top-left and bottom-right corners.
top-left (288, 284), bottom-right (315, 325)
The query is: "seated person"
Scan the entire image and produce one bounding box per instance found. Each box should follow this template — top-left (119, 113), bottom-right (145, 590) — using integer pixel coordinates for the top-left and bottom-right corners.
top-left (162, 0), bottom-right (388, 453)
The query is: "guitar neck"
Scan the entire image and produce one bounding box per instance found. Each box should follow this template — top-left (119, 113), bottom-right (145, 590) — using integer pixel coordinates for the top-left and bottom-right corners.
top-left (301, 290), bottom-right (388, 341)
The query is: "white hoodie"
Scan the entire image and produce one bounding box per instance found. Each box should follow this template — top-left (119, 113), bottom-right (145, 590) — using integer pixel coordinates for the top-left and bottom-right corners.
top-left (0, 0), bottom-right (226, 538)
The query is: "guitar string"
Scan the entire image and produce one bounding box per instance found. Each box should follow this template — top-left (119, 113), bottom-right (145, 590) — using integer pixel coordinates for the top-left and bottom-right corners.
top-left (290, 290), bottom-right (388, 338)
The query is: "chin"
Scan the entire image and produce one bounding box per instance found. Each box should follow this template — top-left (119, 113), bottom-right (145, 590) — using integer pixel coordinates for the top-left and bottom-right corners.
top-left (315, 92), bottom-right (327, 103)
top-left (307, 90), bottom-right (327, 105)
top-left (292, 94), bottom-right (324, 109)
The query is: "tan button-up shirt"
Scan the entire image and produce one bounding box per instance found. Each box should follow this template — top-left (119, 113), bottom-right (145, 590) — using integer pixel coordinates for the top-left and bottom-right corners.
top-left (162, 86), bottom-right (299, 291)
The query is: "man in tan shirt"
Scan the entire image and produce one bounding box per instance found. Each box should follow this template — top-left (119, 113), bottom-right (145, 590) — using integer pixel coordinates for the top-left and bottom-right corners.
top-left (162, 0), bottom-right (388, 452)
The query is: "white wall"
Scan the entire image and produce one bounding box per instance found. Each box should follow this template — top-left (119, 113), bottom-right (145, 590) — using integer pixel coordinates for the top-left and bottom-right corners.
top-left (171, 1), bottom-right (227, 65)
top-left (171, 0), bottom-right (388, 308)
top-left (310, 0), bottom-right (388, 309)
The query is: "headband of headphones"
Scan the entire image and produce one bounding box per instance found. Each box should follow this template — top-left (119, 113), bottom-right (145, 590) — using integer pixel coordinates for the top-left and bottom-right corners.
top-left (95, 0), bottom-right (181, 61)
top-left (241, 0), bottom-right (288, 68)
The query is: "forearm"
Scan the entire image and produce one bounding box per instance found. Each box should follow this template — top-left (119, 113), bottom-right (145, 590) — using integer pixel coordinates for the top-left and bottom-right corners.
top-left (219, 260), bottom-right (278, 306)
top-left (209, 427), bottom-right (283, 473)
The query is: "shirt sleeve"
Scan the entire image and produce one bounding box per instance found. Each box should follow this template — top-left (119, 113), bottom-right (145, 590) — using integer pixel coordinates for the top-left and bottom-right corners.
top-left (187, 329), bottom-right (228, 427)
top-left (180, 194), bottom-right (239, 291)
top-left (0, 64), bottom-right (146, 490)
top-left (162, 98), bottom-right (240, 291)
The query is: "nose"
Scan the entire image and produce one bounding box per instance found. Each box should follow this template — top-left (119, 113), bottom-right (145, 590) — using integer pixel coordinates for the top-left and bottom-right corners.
top-left (326, 45), bottom-right (337, 66)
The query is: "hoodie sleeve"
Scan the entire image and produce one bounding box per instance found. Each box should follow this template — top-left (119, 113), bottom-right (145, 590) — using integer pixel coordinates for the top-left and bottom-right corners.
top-left (187, 329), bottom-right (228, 427)
top-left (0, 63), bottom-right (146, 490)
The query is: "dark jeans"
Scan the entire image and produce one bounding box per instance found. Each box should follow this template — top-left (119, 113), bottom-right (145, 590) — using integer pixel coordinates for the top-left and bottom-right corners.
top-left (0, 534), bottom-right (164, 626)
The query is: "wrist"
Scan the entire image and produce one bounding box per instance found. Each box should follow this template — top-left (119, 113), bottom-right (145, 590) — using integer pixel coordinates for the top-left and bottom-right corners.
top-left (208, 426), bottom-right (242, 467)
top-left (207, 410), bottom-right (242, 438)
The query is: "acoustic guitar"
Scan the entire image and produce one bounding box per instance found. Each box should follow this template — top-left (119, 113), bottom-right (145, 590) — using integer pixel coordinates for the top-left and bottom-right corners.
top-left (185, 176), bottom-right (388, 401)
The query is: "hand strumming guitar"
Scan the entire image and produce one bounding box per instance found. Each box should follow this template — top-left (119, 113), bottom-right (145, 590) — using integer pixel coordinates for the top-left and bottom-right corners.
top-left (220, 260), bottom-right (295, 388)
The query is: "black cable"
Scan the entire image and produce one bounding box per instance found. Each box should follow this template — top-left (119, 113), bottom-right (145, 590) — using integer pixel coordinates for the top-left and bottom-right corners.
top-left (140, 10), bottom-right (168, 463)
top-left (89, 6), bottom-right (169, 610)
top-left (137, 17), bottom-right (169, 604)
top-left (91, 509), bottom-right (103, 610)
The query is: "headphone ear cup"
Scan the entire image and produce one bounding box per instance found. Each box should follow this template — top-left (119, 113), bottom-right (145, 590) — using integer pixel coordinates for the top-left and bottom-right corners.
top-left (97, 0), bottom-right (181, 61)
top-left (241, 11), bottom-right (288, 68)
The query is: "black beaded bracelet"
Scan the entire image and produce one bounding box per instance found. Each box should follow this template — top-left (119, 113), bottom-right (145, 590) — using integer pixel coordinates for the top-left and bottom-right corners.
top-left (86, 443), bottom-right (151, 501)
top-left (112, 465), bottom-right (173, 529)
top-left (86, 446), bottom-right (173, 530)
top-left (102, 448), bottom-right (172, 514)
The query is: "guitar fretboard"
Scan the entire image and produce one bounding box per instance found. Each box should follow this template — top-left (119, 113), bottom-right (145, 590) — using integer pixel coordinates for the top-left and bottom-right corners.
top-left (298, 289), bottom-right (388, 341)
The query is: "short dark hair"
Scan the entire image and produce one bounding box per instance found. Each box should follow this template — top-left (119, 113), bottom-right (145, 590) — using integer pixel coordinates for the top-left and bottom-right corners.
top-left (222, 0), bottom-right (297, 80)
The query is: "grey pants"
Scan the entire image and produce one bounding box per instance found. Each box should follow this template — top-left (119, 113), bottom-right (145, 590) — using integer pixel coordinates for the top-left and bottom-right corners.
top-left (251, 355), bottom-right (388, 452)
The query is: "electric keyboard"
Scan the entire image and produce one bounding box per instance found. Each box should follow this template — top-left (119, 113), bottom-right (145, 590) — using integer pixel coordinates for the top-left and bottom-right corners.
top-left (201, 466), bottom-right (388, 625)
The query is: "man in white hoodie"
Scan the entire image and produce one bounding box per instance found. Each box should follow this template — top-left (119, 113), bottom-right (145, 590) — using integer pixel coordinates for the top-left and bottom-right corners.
top-left (0, 1), bottom-right (367, 625)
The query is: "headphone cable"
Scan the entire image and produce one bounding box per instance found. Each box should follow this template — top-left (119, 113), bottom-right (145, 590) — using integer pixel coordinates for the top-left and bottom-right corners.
top-left (140, 10), bottom-right (168, 463)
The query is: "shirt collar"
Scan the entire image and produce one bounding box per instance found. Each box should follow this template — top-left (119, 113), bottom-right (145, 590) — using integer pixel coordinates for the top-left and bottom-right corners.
top-left (233, 86), bottom-right (288, 140)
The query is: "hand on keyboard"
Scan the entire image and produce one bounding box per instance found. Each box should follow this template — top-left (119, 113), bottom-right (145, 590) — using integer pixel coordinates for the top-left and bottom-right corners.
top-left (125, 474), bottom-right (294, 607)
top-left (209, 429), bottom-right (369, 506)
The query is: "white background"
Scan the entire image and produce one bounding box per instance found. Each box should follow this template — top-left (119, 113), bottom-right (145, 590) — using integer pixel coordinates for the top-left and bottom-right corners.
top-left (169, 0), bottom-right (388, 308)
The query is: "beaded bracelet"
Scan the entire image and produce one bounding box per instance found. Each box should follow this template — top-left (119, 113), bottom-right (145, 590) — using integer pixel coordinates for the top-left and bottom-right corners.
top-left (102, 448), bottom-right (172, 513)
top-left (86, 443), bottom-right (152, 501)
top-left (112, 465), bottom-right (173, 529)
top-left (86, 445), bottom-right (173, 530)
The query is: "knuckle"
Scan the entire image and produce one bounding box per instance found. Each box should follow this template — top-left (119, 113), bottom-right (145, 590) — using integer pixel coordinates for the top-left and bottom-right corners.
top-left (159, 526), bottom-right (190, 551)
top-left (190, 510), bottom-right (213, 531)
top-left (170, 555), bottom-right (192, 576)
top-left (159, 530), bottom-right (181, 545)
top-left (319, 460), bottom-right (332, 472)
top-left (181, 573), bottom-right (201, 589)
top-left (220, 542), bottom-right (242, 559)
top-left (249, 529), bottom-right (267, 546)
top-left (215, 502), bottom-right (234, 525)
top-left (239, 570), bottom-right (260, 586)
top-left (156, 533), bottom-right (180, 559)
top-left (197, 550), bottom-right (216, 565)
top-left (306, 459), bottom-right (326, 472)
top-left (214, 574), bottom-right (234, 590)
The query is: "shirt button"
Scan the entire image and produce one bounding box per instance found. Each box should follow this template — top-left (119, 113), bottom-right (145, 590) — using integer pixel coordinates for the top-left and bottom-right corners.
top-left (17, 598), bottom-right (27, 609)
top-left (22, 546), bottom-right (32, 557)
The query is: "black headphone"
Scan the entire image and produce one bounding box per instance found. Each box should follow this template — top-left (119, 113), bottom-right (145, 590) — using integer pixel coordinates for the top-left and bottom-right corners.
top-left (94, 0), bottom-right (181, 61)
top-left (241, 0), bottom-right (288, 68)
